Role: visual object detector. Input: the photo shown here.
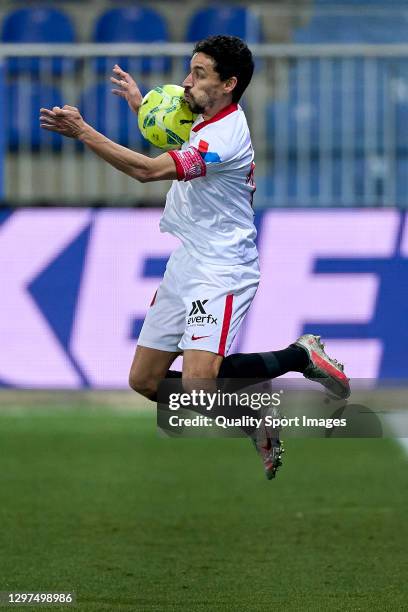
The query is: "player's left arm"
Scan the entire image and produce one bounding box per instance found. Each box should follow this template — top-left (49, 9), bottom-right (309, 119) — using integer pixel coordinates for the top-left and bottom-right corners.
top-left (39, 105), bottom-right (177, 183)
top-left (110, 64), bottom-right (143, 116)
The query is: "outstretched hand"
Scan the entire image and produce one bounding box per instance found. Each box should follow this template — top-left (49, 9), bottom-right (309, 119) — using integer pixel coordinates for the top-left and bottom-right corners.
top-left (110, 64), bottom-right (143, 115)
top-left (40, 105), bottom-right (86, 139)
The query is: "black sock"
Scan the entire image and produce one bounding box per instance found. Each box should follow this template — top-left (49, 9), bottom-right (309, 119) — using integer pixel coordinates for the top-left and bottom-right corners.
top-left (158, 345), bottom-right (309, 384)
top-left (152, 345), bottom-right (309, 402)
top-left (218, 345), bottom-right (309, 381)
top-left (165, 370), bottom-right (183, 379)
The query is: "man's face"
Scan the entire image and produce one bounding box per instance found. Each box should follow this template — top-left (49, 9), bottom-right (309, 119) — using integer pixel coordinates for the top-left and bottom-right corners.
top-left (182, 52), bottom-right (226, 114)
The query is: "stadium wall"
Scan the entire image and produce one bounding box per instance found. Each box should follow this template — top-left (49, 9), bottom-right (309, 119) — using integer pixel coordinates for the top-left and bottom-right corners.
top-left (0, 208), bottom-right (406, 388)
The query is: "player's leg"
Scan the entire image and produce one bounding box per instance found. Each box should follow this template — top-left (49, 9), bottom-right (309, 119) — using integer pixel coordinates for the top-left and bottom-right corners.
top-left (168, 249), bottom-right (349, 398)
top-left (181, 346), bottom-right (305, 401)
top-left (218, 336), bottom-right (350, 400)
top-left (182, 349), bottom-right (223, 380)
top-left (181, 347), bottom-right (285, 479)
top-left (130, 247), bottom-right (187, 400)
top-left (177, 257), bottom-right (285, 479)
top-left (219, 344), bottom-right (309, 382)
top-left (167, 340), bottom-right (349, 399)
top-left (129, 345), bottom-right (181, 400)
top-left (180, 350), bottom-right (222, 401)
top-left (176, 255), bottom-right (349, 478)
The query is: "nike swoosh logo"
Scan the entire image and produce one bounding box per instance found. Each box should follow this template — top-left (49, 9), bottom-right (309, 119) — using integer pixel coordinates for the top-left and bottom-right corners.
top-left (191, 334), bottom-right (211, 341)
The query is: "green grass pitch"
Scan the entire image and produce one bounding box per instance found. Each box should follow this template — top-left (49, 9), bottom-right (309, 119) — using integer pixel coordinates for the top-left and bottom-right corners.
top-left (0, 391), bottom-right (407, 611)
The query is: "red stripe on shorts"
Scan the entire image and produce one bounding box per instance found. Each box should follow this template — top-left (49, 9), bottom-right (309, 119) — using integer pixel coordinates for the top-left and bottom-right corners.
top-left (150, 290), bottom-right (157, 307)
top-left (218, 294), bottom-right (234, 356)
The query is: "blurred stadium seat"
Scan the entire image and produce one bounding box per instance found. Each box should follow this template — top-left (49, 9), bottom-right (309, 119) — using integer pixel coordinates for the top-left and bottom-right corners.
top-left (1, 7), bottom-right (76, 75)
top-left (266, 59), bottom-right (390, 155)
top-left (286, 7), bottom-right (408, 205)
top-left (93, 7), bottom-right (170, 74)
top-left (293, 12), bottom-right (408, 44)
top-left (396, 156), bottom-right (408, 200)
top-left (79, 83), bottom-right (148, 150)
top-left (314, 0), bottom-right (408, 5)
top-left (0, 1), bottom-right (405, 206)
top-left (186, 6), bottom-right (262, 43)
top-left (6, 80), bottom-right (63, 151)
top-left (258, 153), bottom-right (398, 205)
top-left (393, 66), bottom-right (408, 154)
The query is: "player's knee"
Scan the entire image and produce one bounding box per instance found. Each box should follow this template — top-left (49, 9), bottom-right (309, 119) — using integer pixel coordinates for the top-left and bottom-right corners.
top-left (182, 362), bottom-right (220, 382)
top-left (128, 370), bottom-right (158, 400)
top-left (182, 370), bottom-right (218, 396)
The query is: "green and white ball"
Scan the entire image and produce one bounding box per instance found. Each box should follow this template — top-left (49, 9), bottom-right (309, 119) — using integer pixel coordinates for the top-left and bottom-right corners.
top-left (138, 84), bottom-right (197, 151)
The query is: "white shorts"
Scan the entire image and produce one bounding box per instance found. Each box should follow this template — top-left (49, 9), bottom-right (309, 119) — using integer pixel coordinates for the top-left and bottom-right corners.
top-left (138, 245), bottom-right (260, 356)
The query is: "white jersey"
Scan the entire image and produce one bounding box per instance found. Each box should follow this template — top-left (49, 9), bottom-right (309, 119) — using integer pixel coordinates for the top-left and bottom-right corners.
top-left (160, 103), bottom-right (257, 266)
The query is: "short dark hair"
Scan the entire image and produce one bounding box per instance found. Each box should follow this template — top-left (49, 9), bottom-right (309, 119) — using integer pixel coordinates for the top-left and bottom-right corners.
top-left (192, 35), bottom-right (254, 103)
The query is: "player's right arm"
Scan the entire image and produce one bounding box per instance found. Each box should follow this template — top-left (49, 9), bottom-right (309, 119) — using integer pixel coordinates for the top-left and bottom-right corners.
top-left (39, 105), bottom-right (177, 182)
top-left (78, 122), bottom-right (177, 182)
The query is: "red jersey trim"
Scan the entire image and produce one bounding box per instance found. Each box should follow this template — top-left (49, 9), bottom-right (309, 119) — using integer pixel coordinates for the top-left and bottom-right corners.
top-left (192, 103), bottom-right (239, 133)
top-left (218, 294), bottom-right (234, 356)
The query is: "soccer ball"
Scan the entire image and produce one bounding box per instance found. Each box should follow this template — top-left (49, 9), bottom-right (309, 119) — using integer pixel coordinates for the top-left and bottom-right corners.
top-left (138, 84), bottom-right (197, 151)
